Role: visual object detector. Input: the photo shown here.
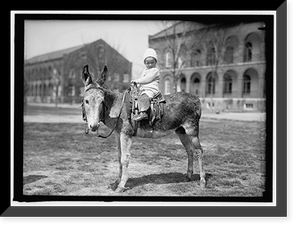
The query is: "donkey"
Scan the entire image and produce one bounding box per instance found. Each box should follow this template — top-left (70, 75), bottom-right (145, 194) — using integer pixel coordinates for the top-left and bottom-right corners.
top-left (81, 65), bottom-right (206, 193)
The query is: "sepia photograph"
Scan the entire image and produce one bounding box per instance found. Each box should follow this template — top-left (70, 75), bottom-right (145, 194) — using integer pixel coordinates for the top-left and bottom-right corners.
top-left (6, 7), bottom-right (287, 217)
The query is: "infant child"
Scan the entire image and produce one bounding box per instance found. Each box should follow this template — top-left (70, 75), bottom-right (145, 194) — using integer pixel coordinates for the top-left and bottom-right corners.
top-left (131, 48), bottom-right (160, 121)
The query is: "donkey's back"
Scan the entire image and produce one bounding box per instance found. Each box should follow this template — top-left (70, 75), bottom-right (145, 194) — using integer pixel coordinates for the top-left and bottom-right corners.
top-left (136, 92), bottom-right (202, 134)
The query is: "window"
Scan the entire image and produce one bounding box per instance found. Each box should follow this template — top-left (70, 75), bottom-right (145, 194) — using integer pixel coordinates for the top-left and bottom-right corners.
top-left (68, 86), bottom-right (75, 97)
top-left (243, 75), bottom-right (251, 94)
top-left (190, 49), bottom-right (201, 67)
top-left (68, 69), bottom-right (76, 79)
top-left (80, 87), bottom-right (85, 97)
top-left (206, 102), bottom-right (215, 109)
top-left (244, 42), bottom-right (252, 62)
top-left (165, 51), bottom-right (172, 68)
top-left (180, 77), bottom-right (186, 92)
top-left (245, 103), bottom-right (254, 109)
top-left (123, 73), bottom-right (129, 83)
top-left (224, 46), bottom-right (234, 64)
top-left (79, 51), bottom-right (87, 60)
top-left (97, 44), bottom-right (105, 60)
top-left (206, 47), bottom-right (216, 66)
top-left (244, 103), bottom-right (254, 111)
top-left (164, 79), bottom-right (171, 95)
top-left (223, 74), bottom-right (232, 94)
top-left (114, 73), bottom-right (120, 82)
top-left (192, 78), bottom-right (200, 95)
top-left (206, 73), bottom-right (216, 94)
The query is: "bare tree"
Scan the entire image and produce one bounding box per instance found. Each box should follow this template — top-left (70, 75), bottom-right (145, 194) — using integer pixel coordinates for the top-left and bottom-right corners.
top-left (50, 65), bottom-right (62, 108)
top-left (160, 21), bottom-right (204, 93)
top-left (203, 24), bottom-right (233, 78)
top-left (161, 21), bottom-right (240, 113)
top-left (202, 24), bottom-right (240, 111)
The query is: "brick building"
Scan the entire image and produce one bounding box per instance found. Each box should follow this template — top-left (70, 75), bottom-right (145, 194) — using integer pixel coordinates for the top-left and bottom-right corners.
top-left (149, 21), bottom-right (266, 112)
top-left (24, 39), bottom-right (132, 104)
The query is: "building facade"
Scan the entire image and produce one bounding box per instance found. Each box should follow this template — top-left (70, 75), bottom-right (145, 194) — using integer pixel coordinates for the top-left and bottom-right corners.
top-left (24, 39), bottom-right (132, 104)
top-left (149, 21), bottom-right (266, 112)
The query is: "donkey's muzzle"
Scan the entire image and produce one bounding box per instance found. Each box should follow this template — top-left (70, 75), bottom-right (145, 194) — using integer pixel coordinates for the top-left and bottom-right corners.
top-left (90, 125), bottom-right (98, 132)
top-left (89, 122), bottom-right (100, 132)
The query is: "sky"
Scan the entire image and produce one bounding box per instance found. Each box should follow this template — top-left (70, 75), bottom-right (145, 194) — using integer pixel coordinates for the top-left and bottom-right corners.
top-left (24, 20), bottom-right (168, 79)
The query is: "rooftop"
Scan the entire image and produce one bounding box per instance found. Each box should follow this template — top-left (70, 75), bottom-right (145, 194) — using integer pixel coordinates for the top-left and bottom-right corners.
top-left (149, 21), bottom-right (205, 40)
top-left (25, 44), bottom-right (84, 65)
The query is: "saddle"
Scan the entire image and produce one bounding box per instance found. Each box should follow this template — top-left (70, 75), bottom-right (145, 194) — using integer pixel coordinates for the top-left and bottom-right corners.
top-left (125, 83), bottom-right (166, 135)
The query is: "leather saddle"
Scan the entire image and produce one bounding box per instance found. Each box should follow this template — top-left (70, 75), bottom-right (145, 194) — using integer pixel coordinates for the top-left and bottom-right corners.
top-left (125, 84), bottom-right (166, 135)
top-left (148, 91), bottom-right (166, 126)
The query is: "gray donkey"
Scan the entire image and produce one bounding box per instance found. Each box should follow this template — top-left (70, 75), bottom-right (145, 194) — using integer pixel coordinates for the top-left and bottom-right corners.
top-left (81, 65), bottom-right (206, 193)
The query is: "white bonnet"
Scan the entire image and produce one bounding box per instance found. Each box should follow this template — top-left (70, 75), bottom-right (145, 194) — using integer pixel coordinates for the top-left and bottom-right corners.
top-left (143, 48), bottom-right (157, 63)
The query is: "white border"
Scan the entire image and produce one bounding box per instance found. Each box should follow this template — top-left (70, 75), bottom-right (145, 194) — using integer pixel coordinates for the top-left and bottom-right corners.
top-left (11, 10), bottom-right (277, 208)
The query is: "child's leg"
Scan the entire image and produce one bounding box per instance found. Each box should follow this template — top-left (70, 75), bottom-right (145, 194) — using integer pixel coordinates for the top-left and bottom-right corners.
top-left (137, 94), bottom-right (150, 112)
top-left (134, 94), bottom-right (150, 121)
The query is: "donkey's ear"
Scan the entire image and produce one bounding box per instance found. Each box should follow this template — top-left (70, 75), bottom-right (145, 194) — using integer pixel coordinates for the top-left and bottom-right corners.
top-left (96, 65), bottom-right (107, 86)
top-left (82, 65), bottom-right (93, 86)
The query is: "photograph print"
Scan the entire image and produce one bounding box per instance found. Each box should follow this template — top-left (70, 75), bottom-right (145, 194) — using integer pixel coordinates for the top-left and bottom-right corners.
top-left (15, 12), bottom-right (275, 204)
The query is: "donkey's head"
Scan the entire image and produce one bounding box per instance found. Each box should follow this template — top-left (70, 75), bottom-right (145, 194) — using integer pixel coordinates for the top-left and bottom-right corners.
top-left (81, 65), bottom-right (108, 132)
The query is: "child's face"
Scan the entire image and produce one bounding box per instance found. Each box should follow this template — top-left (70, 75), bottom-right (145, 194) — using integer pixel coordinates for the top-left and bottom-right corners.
top-left (144, 57), bottom-right (156, 69)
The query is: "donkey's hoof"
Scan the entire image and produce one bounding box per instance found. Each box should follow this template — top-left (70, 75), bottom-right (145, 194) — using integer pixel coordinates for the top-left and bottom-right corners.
top-left (108, 183), bottom-right (118, 191)
top-left (184, 175), bottom-right (192, 182)
top-left (108, 179), bottom-right (121, 191)
top-left (115, 186), bottom-right (129, 193)
top-left (199, 179), bottom-right (206, 189)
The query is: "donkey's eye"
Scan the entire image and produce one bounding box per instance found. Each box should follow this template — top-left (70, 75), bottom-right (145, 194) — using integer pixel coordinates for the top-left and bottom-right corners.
top-left (85, 99), bottom-right (89, 105)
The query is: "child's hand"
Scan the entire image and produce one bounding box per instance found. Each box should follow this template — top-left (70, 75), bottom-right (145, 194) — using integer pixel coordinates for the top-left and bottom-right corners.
top-left (131, 80), bottom-right (137, 87)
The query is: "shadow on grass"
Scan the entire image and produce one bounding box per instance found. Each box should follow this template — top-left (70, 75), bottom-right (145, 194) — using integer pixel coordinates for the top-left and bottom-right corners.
top-left (126, 172), bottom-right (213, 189)
top-left (23, 175), bottom-right (48, 185)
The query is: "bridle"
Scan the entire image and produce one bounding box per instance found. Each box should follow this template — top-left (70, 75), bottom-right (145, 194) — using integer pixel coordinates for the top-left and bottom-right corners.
top-left (83, 84), bottom-right (127, 138)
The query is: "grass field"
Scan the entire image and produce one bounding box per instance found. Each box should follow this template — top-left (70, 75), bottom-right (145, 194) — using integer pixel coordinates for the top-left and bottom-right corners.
top-left (23, 105), bottom-right (266, 197)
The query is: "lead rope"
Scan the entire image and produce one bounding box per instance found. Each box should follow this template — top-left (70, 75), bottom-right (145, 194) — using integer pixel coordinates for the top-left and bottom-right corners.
top-left (96, 91), bottom-right (127, 138)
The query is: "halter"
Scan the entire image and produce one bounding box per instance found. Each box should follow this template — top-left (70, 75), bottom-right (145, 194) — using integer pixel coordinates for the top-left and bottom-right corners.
top-left (83, 84), bottom-right (127, 139)
top-left (84, 83), bottom-right (107, 124)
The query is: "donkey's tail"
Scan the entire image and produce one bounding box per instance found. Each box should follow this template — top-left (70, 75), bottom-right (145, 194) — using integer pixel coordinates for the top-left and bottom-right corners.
top-left (197, 98), bottom-right (202, 119)
top-left (197, 98), bottom-right (202, 138)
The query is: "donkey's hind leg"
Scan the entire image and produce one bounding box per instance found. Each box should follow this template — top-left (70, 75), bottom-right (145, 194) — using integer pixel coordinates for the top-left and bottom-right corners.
top-left (183, 123), bottom-right (206, 188)
top-left (175, 127), bottom-right (194, 182)
top-left (190, 135), bottom-right (206, 188)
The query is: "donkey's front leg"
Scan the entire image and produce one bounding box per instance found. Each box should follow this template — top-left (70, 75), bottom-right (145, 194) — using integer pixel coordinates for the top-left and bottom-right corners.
top-left (115, 132), bottom-right (132, 193)
top-left (109, 133), bottom-right (123, 191)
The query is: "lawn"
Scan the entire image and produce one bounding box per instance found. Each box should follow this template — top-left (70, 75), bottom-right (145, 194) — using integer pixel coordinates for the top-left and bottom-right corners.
top-left (23, 105), bottom-right (266, 198)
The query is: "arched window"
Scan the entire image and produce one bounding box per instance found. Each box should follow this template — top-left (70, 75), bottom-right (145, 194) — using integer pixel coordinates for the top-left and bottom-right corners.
top-left (243, 75), bottom-right (251, 94)
top-left (193, 78), bottom-right (200, 95)
top-left (224, 46), bottom-right (234, 64)
top-left (206, 73), bottom-right (216, 94)
top-left (243, 68), bottom-right (259, 97)
top-left (206, 47), bottom-right (216, 66)
top-left (191, 73), bottom-right (201, 96)
top-left (180, 77), bottom-right (186, 92)
top-left (165, 51), bottom-right (172, 68)
top-left (223, 73), bottom-right (232, 94)
top-left (164, 78), bottom-right (171, 95)
top-left (244, 33), bottom-right (261, 62)
top-left (224, 36), bottom-right (239, 64)
top-left (190, 49), bottom-right (201, 67)
top-left (244, 42), bottom-right (252, 62)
